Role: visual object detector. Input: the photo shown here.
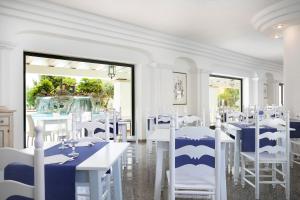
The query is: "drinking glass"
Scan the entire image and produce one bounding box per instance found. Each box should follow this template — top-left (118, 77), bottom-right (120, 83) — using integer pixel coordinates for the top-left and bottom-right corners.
top-left (68, 139), bottom-right (79, 157)
top-left (58, 135), bottom-right (68, 149)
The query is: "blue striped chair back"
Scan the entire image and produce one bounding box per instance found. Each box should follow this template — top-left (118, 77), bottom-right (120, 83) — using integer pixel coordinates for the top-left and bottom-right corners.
top-left (169, 115), bottom-right (221, 200)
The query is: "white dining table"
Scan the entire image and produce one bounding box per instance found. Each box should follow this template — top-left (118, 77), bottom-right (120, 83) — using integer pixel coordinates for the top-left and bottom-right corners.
top-left (22, 141), bottom-right (129, 200)
top-left (147, 128), bottom-right (234, 200)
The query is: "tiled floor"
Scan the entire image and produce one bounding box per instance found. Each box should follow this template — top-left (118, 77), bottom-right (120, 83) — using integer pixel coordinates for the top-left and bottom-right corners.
top-left (120, 142), bottom-right (300, 200)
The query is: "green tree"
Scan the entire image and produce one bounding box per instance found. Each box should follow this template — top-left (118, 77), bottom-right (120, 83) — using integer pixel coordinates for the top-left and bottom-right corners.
top-left (101, 82), bottom-right (114, 107)
top-left (76, 78), bottom-right (103, 96)
top-left (26, 79), bottom-right (55, 108)
top-left (62, 77), bottom-right (76, 94)
top-left (41, 75), bottom-right (76, 94)
top-left (41, 75), bottom-right (63, 89)
top-left (218, 88), bottom-right (240, 109)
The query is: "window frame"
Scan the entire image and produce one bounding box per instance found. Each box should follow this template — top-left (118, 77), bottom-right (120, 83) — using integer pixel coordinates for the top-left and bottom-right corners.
top-left (23, 51), bottom-right (135, 148)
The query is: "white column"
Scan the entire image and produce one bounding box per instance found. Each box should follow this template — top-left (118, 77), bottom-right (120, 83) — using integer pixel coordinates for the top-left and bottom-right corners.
top-left (284, 25), bottom-right (300, 117)
top-left (0, 41), bottom-right (14, 106)
top-left (250, 76), bottom-right (259, 106)
top-left (272, 80), bottom-right (280, 106)
top-left (257, 74), bottom-right (266, 107)
top-left (198, 69), bottom-right (211, 126)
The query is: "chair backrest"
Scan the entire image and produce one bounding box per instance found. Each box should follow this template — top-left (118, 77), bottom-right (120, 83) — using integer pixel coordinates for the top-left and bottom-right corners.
top-left (169, 115), bottom-right (221, 200)
top-left (111, 109), bottom-right (118, 142)
top-left (265, 106), bottom-right (285, 119)
top-left (244, 106), bottom-right (256, 122)
top-left (0, 127), bottom-right (45, 200)
top-left (26, 115), bottom-right (36, 137)
top-left (92, 109), bottom-right (118, 141)
top-left (156, 114), bottom-right (171, 129)
top-left (176, 126), bottom-right (215, 139)
top-left (255, 110), bottom-right (290, 163)
top-left (226, 111), bottom-right (246, 123)
top-left (76, 112), bottom-right (110, 141)
top-left (176, 115), bottom-right (202, 128)
top-left (183, 115), bottom-right (202, 127)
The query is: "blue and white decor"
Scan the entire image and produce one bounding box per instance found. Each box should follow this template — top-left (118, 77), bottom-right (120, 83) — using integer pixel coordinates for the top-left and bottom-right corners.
top-left (168, 116), bottom-right (221, 200)
top-left (240, 110), bottom-right (290, 200)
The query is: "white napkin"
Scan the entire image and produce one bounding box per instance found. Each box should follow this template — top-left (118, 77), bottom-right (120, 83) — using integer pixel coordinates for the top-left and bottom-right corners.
top-left (44, 154), bottom-right (72, 165)
top-left (76, 141), bottom-right (93, 147)
top-left (78, 137), bottom-right (104, 143)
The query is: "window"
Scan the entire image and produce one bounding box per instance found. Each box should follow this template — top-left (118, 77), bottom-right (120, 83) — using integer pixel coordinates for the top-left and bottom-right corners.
top-left (209, 75), bottom-right (243, 123)
top-left (24, 52), bottom-right (135, 147)
top-left (279, 83), bottom-right (284, 106)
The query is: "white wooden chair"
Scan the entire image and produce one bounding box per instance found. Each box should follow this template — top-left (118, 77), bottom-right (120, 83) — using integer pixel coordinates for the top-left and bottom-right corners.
top-left (222, 111), bottom-right (246, 176)
top-left (226, 111), bottom-right (247, 123)
top-left (167, 115), bottom-right (221, 200)
top-left (75, 113), bottom-right (111, 200)
top-left (26, 114), bottom-right (54, 146)
top-left (0, 127), bottom-right (45, 200)
top-left (26, 114), bottom-right (36, 147)
top-left (291, 139), bottom-right (300, 165)
top-left (244, 106), bottom-right (256, 123)
top-left (156, 115), bottom-right (171, 129)
top-left (76, 113), bottom-right (111, 141)
top-left (240, 111), bottom-right (290, 200)
top-left (176, 115), bottom-right (203, 129)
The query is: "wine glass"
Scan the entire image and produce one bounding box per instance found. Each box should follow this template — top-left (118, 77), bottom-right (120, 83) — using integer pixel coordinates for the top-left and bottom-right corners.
top-left (58, 135), bottom-right (68, 149)
top-left (68, 139), bottom-right (79, 158)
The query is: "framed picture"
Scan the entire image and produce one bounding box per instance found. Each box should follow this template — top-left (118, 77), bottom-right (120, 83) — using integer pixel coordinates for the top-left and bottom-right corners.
top-left (173, 72), bottom-right (187, 105)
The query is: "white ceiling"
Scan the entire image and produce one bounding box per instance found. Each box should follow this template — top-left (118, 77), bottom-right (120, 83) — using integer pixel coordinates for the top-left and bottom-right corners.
top-left (47, 0), bottom-right (283, 64)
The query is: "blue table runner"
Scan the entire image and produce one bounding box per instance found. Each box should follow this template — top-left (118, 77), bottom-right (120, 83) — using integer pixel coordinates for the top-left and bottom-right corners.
top-left (229, 123), bottom-right (277, 152)
top-left (5, 142), bottom-right (108, 200)
top-left (290, 120), bottom-right (300, 138)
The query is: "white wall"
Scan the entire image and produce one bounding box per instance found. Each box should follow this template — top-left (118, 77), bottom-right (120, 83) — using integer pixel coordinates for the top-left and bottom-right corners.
top-left (0, 0), bottom-right (282, 147)
top-left (114, 81), bottom-right (132, 118)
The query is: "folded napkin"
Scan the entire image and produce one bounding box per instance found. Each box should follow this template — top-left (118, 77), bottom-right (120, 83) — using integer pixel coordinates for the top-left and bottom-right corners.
top-left (78, 137), bottom-right (104, 143)
top-left (75, 141), bottom-right (93, 147)
top-left (45, 154), bottom-right (73, 165)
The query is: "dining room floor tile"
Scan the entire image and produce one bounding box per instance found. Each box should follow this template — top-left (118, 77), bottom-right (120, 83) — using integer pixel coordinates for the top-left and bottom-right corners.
top-left (117, 142), bottom-right (300, 200)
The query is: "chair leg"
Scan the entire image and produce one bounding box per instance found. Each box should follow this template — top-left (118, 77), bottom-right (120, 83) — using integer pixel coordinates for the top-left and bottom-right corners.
top-left (105, 174), bottom-right (111, 200)
top-left (230, 143), bottom-right (234, 175)
top-left (225, 143), bottom-right (229, 173)
top-left (290, 153), bottom-right (294, 168)
top-left (285, 163), bottom-right (290, 200)
top-left (272, 164), bottom-right (276, 189)
top-left (241, 155), bottom-right (245, 188)
top-left (255, 162), bottom-right (259, 200)
top-left (147, 140), bottom-right (153, 154)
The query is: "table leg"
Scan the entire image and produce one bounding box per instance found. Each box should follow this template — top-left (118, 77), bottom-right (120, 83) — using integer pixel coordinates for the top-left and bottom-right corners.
top-left (154, 143), bottom-right (164, 200)
top-left (89, 170), bottom-right (105, 200)
top-left (233, 132), bottom-right (241, 185)
top-left (113, 158), bottom-right (123, 200)
top-left (121, 124), bottom-right (127, 143)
